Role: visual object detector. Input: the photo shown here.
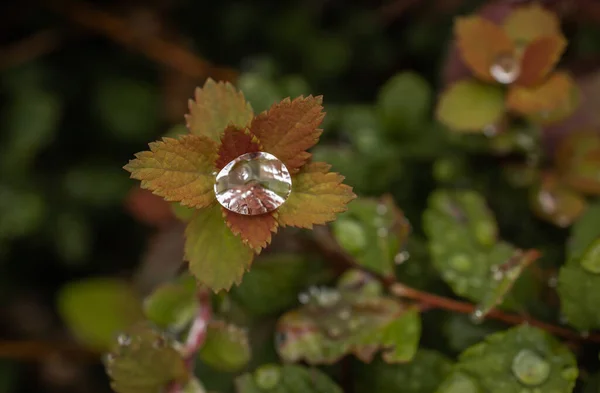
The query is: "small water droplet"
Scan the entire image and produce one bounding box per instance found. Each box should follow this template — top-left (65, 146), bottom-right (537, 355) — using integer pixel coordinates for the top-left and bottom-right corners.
top-left (490, 266), bottom-right (505, 281)
top-left (394, 251), bottom-right (410, 265)
top-left (298, 292), bottom-right (310, 304)
top-left (214, 152), bottom-right (292, 215)
top-left (327, 326), bottom-right (343, 338)
top-left (547, 275), bottom-right (558, 288)
top-left (483, 124), bottom-right (498, 137)
top-left (117, 334), bottom-right (131, 347)
top-left (377, 227), bottom-right (388, 238)
top-left (102, 353), bottom-right (115, 365)
top-left (490, 53), bottom-right (521, 84)
top-left (511, 349), bottom-right (550, 386)
top-left (376, 204), bottom-right (388, 215)
top-left (337, 308), bottom-right (351, 320)
top-left (470, 308), bottom-right (485, 324)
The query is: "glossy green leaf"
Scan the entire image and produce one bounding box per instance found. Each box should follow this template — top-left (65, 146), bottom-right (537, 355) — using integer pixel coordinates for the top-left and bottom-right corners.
top-left (104, 322), bottom-right (188, 393)
top-left (185, 204), bottom-right (254, 292)
top-left (235, 364), bottom-right (342, 393)
top-left (355, 349), bottom-right (453, 393)
top-left (198, 320), bottom-right (251, 372)
top-left (57, 278), bottom-right (143, 351)
top-left (436, 80), bottom-right (505, 133)
top-left (143, 273), bottom-right (198, 331)
top-left (438, 325), bottom-right (577, 393)
top-left (568, 202), bottom-right (600, 261)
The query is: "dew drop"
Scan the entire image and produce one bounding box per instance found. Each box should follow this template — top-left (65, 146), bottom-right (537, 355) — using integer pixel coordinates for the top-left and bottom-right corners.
top-left (102, 353), bottom-right (116, 366)
top-left (394, 251), bottom-right (410, 265)
top-left (327, 326), bottom-right (343, 339)
top-left (490, 53), bottom-right (520, 84)
top-left (511, 349), bottom-right (550, 386)
top-left (470, 308), bottom-right (485, 324)
top-left (376, 203), bottom-right (388, 215)
top-left (298, 292), bottom-right (310, 304)
top-left (117, 333), bottom-right (131, 347)
top-left (214, 152), bottom-right (292, 215)
top-left (254, 364), bottom-right (281, 390)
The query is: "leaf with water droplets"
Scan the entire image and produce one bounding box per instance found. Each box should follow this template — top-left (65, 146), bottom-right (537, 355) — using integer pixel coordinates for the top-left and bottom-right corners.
top-left (276, 162), bottom-right (356, 229)
top-left (57, 278), bottom-right (143, 351)
top-left (185, 204), bottom-right (254, 292)
top-left (249, 95), bottom-right (325, 173)
top-left (436, 80), bottom-right (505, 132)
top-left (185, 78), bottom-right (254, 141)
top-left (529, 172), bottom-right (587, 228)
top-left (568, 201), bottom-right (600, 261)
top-left (215, 125), bottom-right (261, 170)
top-left (143, 273), bottom-right (198, 332)
top-left (507, 72), bottom-right (579, 124)
top-left (454, 16), bottom-right (514, 82)
top-left (555, 130), bottom-right (600, 196)
top-left (104, 322), bottom-right (188, 393)
top-left (503, 3), bottom-right (562, 44)
top-left (123, 135), bottom-right (218, 209)
top-left (230, 254), bottom-right (332, 317)
top-left (517, 36), bottom-right (567, 87)
top-left (437, 324), bottom-right (577, 393)
top-left (235, 364), bottom-right (342, 393)
top-left (355, 349), bottom-right (453, 393)
top-left (198, 320), bottom-right (251, 372)
top-left (331, 196), bottom-right (411, 277)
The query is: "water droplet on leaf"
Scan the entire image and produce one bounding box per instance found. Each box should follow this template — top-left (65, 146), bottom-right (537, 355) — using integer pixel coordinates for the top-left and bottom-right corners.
top-left (394, 251), bottom-right (410, 264)
top-left (214, 152), bottom-right (292, 215)
top-left (470, 308), bottom-right (484, 324)
top-left (117, 333), bottom-right (131, 347)
top-left (490, 53), bottom-right (520, 84)
top-left (376, 203), bottom-right (388, 215)
top-left (511, 349), bottom-right (550, 386)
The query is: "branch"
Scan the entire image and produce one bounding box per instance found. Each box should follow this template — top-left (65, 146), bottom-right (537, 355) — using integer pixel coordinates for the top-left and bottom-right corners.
top-left (0, 339), bottom-right (98, 362)
top-left (48, 0), bottom-right (237, 81)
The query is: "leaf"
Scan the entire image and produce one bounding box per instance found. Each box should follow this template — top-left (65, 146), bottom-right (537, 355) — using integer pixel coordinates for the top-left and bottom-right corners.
top-left (230, 254), bottom-right (332, 316)
top-left (443, 314), bottom-right (503, 354)
top-left (454, 16), bottom-right (514, 81)
top-left (198, 320), bottom-right (251, 372)
top-left (182, 378), bottom-right (207, 393)
top-left (331, 196), bottom-right (411, 277)
top-left (555, 130), bottom-right (600, 195)
top-left (436, 80), bottom-right (505, 132)
top-left (124, 135), bottom-right (218, 209)
top-left (143, 273), bottom-right (198, 332)
top-left (438, 325), bottom-right (578, 393)
top-left (503, 3), bottom-right (562, 44)
top-left (376, 71), bottom-right (432, 132)
top-left (529, 173), bottom-right (587, 228)
top-left (222, 209), bottom-right (278, 252)
top-left (215, 125), bottom-right (262, 170)
top-left (185, 78), bottom-right (254, 141)
top-left (235, 364), bottom-right (342, 393)
top-left (355, 349), bottom-right (453, 393)
top-left (276, 162), bottom-right (356, 228)
top-left (104, 322), bottom-right (188, 393)
top-left (249, 96), bottom-right (325, 173)
top-left (185, 204), bottom-right (254, 292)
top-left (517, 36), bottom-right (567, 87)
top-left (57, 278), bottom-right (143, 351)
top-left (568, 201), bottom-right (600, 261)
top-left (0, 186), bottom-right (45, 241)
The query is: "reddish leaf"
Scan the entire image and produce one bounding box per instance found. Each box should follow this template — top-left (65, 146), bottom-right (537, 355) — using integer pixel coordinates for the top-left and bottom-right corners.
top-left (223, 208), bottom-right (278, 252)
top-left (516, 35), bottom-right (567, 87)
top-left (249, 96), bottom-right (325, 173)
top-left (215, 126), bottom-right (262, 170)
top-left (507, 72), bottom-right (575, 117)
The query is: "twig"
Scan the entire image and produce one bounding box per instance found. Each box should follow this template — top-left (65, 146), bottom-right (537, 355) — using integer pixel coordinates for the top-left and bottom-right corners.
top-left (48, 0), bottom-right (237, 81)
top-left (0, 339), bottom-right (98, 362)
top-left (390, 282), bottom-right (600, 343)
top-left (0, 29), bottom-right (62, 71)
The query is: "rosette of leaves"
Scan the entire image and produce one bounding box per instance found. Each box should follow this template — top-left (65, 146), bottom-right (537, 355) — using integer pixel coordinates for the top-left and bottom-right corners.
top-left (275, 269), bottom-right (421, 365)
top-left (437, 3), bottom-right (579, 133)
top-left (436, 324), bottom-right (578, 393)
top-left (124, 79), bottom-right (356, 291)
top-left (423, 189), bottom-right (539, 316)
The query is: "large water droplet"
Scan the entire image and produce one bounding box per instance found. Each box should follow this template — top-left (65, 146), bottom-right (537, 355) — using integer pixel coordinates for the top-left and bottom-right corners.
top-left (511, 349), bottom-right (550, 386)
top-left (214, 152), bottom-right (292, 215)
top-left (490, 53), bottom-right (520, 84)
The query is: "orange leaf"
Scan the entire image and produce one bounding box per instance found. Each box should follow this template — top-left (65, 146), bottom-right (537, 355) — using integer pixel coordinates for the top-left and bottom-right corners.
top-left (516, 35), bottom-right (567, 87)
top-left (276, 162), bottom-right (356, 229)
top-left (124, 135), bottom-right (218, 209)
top-left (507, 71), bottom-right (575, 116)
top-left (223, 208), bottom-right (278, 252)
top-left (530, 172), bottom-right (587, 228)
top-left (185, 78), bottom-right (254, 142)
top-left (215, 125), bottom-right (262, 170)
top-left (555, 130), bottom-right (600, 195)
top-left (503, 3), bottom-right (561, 44)
top-left (249, 96), bottom-right (325, 173)
top-left (454, 16), bottom-right (514, 82)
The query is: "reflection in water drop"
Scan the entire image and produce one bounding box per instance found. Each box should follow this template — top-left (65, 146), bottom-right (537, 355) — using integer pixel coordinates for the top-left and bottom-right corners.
top-left (214, 152), bottom-right (292, 215)
top-left (470, 308), bottom-right (484, 324)
top-left (511, 349), bottom-right (551, 386)
top-left (117, 334), bottom-right (131, 347)
top-left (394, 251), bottom-right (410, 265)
top-left (490, 53), bottom-right (520, 84)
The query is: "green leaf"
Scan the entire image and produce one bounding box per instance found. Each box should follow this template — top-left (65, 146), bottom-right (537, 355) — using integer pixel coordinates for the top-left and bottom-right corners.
top-left (235, 364), bottom-right (342, 393)
top-left (143, 273), bottom-right (198, 331)
top-left (331, 196), bottom-right (411, 277)
top-left (568, 201), bottom-right (600, 261)
top-left (0, 186), bottom-right (45, 241)
top-left (57, 278), bottom-right (143, 351)
top-left (185, 204), bottom-right (254, 292)
top-left (182, 378), bottom-right (207, 393)
top-left (229, 254), bottom-right (332, 316)
top-left (437, 325), bottom-right (577, 393)
top-left (198, 320), bottom-right (251, 372)
top-left (443, 314), bottom-right (503, 354)
top-left (104, 322), bottom-right (188, 393)
top-left (355, 349), bottom-right (453, 393)
top-left (436, 80), bottom-right (505, 133)
top-left (377, 71), bottom-right (432, 133)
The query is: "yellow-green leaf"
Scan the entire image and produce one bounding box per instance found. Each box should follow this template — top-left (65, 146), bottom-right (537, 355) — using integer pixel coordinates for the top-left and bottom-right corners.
top-left (143, 273), bottom-right (198, 332)
top-left (198, 320), bottom-right (251, 372)
top-left (185, 204), bottom-right (254, 292)
top-left (185, 78), bottom-right (254, 141)
top-left (124, 135), bottom-right (218, 209)
top-left (436, 80), bottom-right (505, 133)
